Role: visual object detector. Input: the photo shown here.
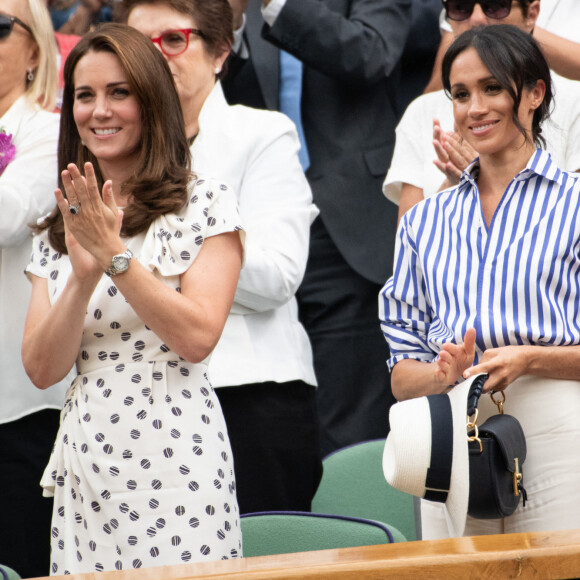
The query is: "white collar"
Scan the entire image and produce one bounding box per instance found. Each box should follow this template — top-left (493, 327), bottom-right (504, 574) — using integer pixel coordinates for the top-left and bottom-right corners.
top-left (197, 82), bottom-right (228, 135)
top-left (1, 96), bottom-right (41, 136)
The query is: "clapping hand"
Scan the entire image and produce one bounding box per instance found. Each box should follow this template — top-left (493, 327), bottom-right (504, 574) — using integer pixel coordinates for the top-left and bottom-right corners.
top-left (55, 162), bottom-right (124, 282)
top-left (432, 119), bottom-right (478, 188)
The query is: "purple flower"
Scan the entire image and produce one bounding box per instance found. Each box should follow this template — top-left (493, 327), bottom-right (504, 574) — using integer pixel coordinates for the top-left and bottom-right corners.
top-left (0, 129), bottom-right (16, 176)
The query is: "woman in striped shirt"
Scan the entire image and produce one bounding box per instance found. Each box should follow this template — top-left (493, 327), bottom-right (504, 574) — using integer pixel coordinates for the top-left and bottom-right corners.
top-left (380, 24), bottom-right (580, 538)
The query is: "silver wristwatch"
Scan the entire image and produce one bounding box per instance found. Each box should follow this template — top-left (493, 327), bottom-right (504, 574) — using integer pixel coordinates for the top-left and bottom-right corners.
top-left (105, 248), bottom-right (133, 277)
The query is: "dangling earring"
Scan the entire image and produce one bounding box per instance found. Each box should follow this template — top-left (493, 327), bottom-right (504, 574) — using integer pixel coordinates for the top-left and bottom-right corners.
top-left (27, 69), bottom-right (34, 82)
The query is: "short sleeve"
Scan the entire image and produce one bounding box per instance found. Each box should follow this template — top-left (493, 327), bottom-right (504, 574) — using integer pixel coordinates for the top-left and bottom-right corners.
top-left (383, 97), bottom-right (431, 204)
top-left (140, 175), bottom-right (245, 277)
top-left (26, 229), bottom-right (59, 280)
top-left (383, 91), bottom-right (457, 203)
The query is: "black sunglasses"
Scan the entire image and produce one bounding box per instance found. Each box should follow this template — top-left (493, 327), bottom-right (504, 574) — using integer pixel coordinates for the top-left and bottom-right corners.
top-left (443, 0), bottom-right (514, 21)
top-left (0, 12), bottom-right (33, 40)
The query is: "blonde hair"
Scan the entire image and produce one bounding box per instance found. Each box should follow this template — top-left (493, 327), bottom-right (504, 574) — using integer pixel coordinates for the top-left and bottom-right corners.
top-left (25, 0), bottom-right (58, 111)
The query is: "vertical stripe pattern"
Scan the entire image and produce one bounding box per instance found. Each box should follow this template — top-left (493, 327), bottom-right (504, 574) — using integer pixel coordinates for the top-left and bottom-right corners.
top-left (379, 150), bottom-right (580, 370)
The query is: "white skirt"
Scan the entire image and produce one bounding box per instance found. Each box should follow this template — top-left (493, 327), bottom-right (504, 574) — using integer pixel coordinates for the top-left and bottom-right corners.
top-left (42, 361), bottom-right (242, 574)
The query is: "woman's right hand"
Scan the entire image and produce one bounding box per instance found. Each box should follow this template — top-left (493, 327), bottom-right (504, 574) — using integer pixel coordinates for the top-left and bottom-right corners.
top-left (435, 327), bottom-right (477, 387)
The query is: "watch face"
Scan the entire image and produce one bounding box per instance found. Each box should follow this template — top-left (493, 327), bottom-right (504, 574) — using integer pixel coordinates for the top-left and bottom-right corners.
top-left (112, 255), bottom-right (130, 273)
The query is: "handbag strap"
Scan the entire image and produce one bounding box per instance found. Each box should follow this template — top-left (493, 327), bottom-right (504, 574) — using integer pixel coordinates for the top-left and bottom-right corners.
top-left (466, 373), bottom-right (489, 417)
top-left (424, 395), bottom-right (453, 502)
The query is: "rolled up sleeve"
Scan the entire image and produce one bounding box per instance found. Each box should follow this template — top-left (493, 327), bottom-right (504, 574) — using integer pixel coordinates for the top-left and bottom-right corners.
top-left (379, 215), bottom-right (436, 370)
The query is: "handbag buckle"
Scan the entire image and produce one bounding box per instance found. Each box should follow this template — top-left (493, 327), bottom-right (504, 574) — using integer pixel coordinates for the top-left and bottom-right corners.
top-left (490, 390), bottom-right (506, 414)
top-left (513, 457), bottom-right (522, 496)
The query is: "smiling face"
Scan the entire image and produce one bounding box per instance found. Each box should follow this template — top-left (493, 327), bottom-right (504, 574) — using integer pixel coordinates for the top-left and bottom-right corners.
top-left (127, 2), bottom-right (227, 136)
top-left (449, 47), bottom-right (543, 161)
top-left (0, 0), bottom-right (38, 116)
top-left (73, 50), bottom-right (142, 180)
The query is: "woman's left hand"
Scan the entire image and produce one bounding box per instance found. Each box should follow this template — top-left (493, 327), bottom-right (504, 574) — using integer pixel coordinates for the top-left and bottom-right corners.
top-left (463, 345), bottom-right (533, 393)
top-left (55, 162), bottom-right (126, 271)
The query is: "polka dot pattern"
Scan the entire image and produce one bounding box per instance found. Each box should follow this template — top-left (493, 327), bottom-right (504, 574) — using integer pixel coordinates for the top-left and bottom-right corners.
top-left (28, 176), bottom-right (243, 574)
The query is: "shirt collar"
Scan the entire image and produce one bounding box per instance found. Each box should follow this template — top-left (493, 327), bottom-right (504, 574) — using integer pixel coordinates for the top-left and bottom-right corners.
top-left (0, 96), bottom-right (44, 148)
top-left (197, 81), bottom-right (226, 134)
top-left (520, 149), bottom-right (563, 186)
top-left (459, 157), bottom-right (480, 190)
top-left (458, 148), bottom-right (564, 191)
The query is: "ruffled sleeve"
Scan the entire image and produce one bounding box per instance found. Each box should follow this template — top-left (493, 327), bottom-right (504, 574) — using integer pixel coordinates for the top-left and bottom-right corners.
top-left (26, 229), bottom-right (57, 280)
top-left (140, 175), bottom-right (244, 277)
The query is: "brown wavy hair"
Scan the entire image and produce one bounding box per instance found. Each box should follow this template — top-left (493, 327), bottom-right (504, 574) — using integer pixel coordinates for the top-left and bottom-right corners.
top-left (37, 23), bottom-right (192, 253)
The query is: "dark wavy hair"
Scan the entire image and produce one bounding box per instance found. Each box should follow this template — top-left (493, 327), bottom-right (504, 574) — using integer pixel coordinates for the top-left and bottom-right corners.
top-left (442, 24), bottom-right (552, 148)
top-left (37, 23), bottom-right (192, 253)
top-left (115, 0), bottom-right (233, 81)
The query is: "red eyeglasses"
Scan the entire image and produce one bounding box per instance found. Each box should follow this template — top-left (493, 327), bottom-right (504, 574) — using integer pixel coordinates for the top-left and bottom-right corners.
top-left (150, 28), bottom-right (206, 57)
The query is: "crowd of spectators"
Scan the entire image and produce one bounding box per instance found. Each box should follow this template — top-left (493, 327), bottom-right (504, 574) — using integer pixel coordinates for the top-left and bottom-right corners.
top-left (0, 0), bottom-right (579, 576)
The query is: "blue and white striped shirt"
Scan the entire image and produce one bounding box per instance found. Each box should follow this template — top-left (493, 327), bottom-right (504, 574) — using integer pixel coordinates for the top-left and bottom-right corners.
top-left (379, 149), bottom-right (580, 371)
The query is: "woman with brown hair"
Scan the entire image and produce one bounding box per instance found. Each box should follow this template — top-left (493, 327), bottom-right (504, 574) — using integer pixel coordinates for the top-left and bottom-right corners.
top-left (22, 23), bottom-right (244, 573)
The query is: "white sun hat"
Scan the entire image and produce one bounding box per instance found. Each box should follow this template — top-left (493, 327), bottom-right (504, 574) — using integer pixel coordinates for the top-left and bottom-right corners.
top-left (382, 374), bottom-right (487, 537)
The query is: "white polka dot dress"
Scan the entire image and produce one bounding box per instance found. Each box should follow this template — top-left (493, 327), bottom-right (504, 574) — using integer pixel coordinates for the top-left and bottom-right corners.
top-left (27, 177), bottom-right (244, 574)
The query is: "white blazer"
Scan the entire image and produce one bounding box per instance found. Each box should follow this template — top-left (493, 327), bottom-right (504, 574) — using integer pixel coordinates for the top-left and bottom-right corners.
top-left (192, 82), bottom-right (318, 388)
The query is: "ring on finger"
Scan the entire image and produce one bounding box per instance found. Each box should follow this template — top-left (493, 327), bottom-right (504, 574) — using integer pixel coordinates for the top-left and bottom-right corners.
top-left (69, 203), bottom-right (81, 215)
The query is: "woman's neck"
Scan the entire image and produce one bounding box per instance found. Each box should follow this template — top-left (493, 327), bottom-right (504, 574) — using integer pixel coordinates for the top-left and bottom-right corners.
top-left (476, 139), bottom-right (536, 227)
top-left (477, 139), bottom-right (536, 197)
top-left (184, 113), bottom-right (200, 141)
top-left (182, 83), bottom-right (216, 141)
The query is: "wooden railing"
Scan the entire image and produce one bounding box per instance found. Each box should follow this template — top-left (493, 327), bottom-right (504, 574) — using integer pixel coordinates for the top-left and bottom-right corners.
top-left (35, 529), bottom-right (580, 580)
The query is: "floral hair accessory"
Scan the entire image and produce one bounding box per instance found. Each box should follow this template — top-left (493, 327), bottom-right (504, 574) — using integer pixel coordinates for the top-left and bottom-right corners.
top-left (0, 128), bottom-right (16, 176)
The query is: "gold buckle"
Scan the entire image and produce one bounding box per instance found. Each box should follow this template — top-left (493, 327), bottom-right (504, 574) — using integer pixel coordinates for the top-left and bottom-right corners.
top-left (513, 457), bottom-right (522, 496)
top-left (490, 390), bottom-right (506, 414)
